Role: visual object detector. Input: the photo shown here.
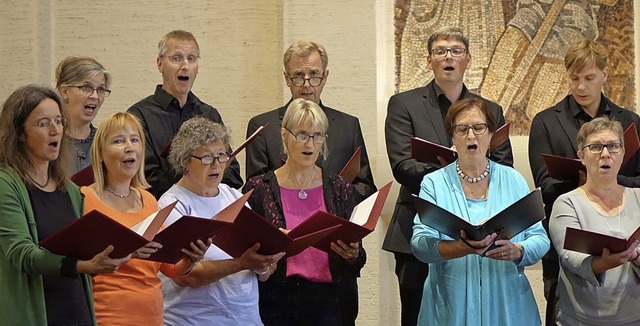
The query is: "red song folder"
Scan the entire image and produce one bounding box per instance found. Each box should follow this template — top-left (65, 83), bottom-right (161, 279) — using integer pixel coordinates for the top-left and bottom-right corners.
top-left (70, 164), bottom-right (94, 187)
top-left (210, 190), bottom-right (342, 258)
top-left (563, 226), bottom-right (640, 256)
top-left (40, 201), bottom-right (178, 260)
top-left (339, 147), bottom-right (361, 183)
top-left (287, 181), bottom-right (393, 253)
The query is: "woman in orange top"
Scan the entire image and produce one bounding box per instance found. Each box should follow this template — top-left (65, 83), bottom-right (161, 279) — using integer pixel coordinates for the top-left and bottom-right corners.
top-left (82, 112), bottom-right (208, 325)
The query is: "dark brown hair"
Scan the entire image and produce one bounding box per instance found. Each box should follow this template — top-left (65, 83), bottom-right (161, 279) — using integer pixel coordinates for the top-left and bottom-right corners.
top-left (444, 98), bottom-right (496, 137)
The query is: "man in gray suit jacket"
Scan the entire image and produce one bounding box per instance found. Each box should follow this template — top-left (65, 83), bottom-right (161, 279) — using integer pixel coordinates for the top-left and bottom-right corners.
top-left (245, 40), bottom-right (376, 326)
top-left (384, 26), bottom-right (513, 326)
top-left (528, 39), bottom-right (640, 326)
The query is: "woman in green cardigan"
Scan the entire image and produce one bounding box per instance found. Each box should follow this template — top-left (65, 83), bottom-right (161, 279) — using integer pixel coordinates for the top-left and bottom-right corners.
top-left (0, 85), bottom-right (129, 326)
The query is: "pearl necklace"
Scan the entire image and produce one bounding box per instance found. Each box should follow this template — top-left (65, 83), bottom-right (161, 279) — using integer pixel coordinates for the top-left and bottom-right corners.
top-left (456, 159), bottom-right (490, 183)
top-left (106, 187), bottom-right (132, 199)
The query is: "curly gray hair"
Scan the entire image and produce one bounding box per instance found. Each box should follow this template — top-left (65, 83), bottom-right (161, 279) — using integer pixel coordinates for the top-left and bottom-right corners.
top-left (169, 117), bottom-right (230, 174)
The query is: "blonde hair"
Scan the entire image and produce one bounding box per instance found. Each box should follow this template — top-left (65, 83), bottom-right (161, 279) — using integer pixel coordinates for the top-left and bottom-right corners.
top-left (283, 41), bottom-right (328, 72)
top-left (91, 112), bottom-right (150, 191)
top-left (281, 98), bottom-right (329, 160)
top-left (564, 39), bottom-right (607, 73)
top-left (55, 56), bottom-right (111, 92)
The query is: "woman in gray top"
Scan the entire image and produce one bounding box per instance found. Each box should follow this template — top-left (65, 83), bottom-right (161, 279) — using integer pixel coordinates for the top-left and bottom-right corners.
top-left (550, 116), bottom-right (640, 325)
top-left (55, 56), bottom-right (111, 174)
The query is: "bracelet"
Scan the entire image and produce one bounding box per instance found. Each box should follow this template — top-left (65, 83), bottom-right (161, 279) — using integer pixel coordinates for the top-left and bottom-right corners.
top-left (515, 243), bottom-right (524, 259)
top-left (254, 268), bottom-right (269, 275)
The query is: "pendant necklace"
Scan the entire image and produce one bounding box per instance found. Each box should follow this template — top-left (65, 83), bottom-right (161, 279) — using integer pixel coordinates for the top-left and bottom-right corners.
top-left (106, 187), bottom-right (132, 199)
top-left (289, 167), bottom-right (316, 200)
top-left (27, 173), bottom-right (50, 188)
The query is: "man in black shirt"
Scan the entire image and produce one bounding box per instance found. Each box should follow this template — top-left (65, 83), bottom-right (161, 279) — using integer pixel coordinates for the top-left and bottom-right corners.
top-left (128, 30), bottom-right (242, 198)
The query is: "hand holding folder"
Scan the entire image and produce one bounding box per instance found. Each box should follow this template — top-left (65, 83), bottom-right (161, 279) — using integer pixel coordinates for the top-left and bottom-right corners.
top-left (563, 226), bottom-right (640, 256)
top-left (40, 201), bottom-right (178, 260)
top-left (413, 189), bottom-right (544, 242)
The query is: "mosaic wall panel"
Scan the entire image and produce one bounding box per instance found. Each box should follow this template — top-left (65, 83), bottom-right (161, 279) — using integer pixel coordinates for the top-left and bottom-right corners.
top-left (395, 0), bottom-right (635, 135)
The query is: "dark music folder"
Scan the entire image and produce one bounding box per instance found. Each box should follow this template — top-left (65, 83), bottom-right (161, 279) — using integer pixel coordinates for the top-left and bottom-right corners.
top-left (70, 164), bottom-right (94, 187)
top-left (39, 201), bottom-right (178, 260)
top-left (623, 122), bottom-right (640, 164)
top-left (229, 123), bottom-right (268, 158)
top-left (411, 137), bottom-right (457, 165)
top-left (541, 153), bottom-right (584, 182)
top-left (489, 123), bottom-right (510, 152)
top-left (287, 181), bottom-right (393, 253)
top-left (412, 189), bottom-right (544, 241)
top-left (210, 190), bottom-right (342, 258)
top-left (339, 147), bottom-right (361, 183)
top-left (563, 226), bottom-right (640, 256)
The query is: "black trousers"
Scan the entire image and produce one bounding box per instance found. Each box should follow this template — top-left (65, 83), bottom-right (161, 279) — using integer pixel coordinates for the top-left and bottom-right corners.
top-left (542, 259), bottom-right (560, 326)
top-left (394, 252), bottom-right (429, 326)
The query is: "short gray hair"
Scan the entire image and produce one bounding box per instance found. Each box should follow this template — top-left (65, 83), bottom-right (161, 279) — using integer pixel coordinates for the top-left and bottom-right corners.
top-left (283, 40), bottom-right (328, 72)
top-left (158, 30), bottom-right (200, 57)
top-left (169, 117), bottom-right (230, 175)
top-left (577, 116), bottom-right (624, 150)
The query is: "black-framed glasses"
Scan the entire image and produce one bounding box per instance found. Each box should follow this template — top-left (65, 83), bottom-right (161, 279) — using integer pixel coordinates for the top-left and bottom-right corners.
top-left (27, 118), bottom-right (67, 129)
top-left (581, 143), bottom-right (623, 154)
top-left (430, 47), bottom-right (468, 58)
top-left (70, 85), bottom-right (111, 97)
top-left (285, 128), bottom-right (327, 144)
top-left (289, 76), bottom-right (324, 87)
top-left (453, 123), bottom-right (488, 136)
top-left (191, 153), bottom-right (231, 165)
top-left (162, 54), bottom-right (200, 64)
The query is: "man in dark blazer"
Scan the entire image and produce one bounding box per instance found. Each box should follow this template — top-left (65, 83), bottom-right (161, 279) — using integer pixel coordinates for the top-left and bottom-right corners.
top-left (384, 26), bottom-right (513, 326)
top-left (529, 39), bottom-right (640, 326)
top-left (244, 40), bottom-right (376, 326)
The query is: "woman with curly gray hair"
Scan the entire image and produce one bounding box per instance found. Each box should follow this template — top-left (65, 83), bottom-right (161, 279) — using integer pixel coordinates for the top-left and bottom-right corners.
top-left (158, 116), bottom-right (284, 325)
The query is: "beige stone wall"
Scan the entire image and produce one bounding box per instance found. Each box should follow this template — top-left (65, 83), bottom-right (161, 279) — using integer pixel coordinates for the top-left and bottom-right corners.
top-left (1, 1), bottom-right (639, 325)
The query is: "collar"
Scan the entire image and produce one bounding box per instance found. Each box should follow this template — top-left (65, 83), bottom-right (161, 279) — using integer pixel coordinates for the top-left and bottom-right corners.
top-left (568, 93), bottom-right (610, 118)
top-left (153, 85), bottom-right (198, 110)
top-left (278, 98), bottom-right (328, 120)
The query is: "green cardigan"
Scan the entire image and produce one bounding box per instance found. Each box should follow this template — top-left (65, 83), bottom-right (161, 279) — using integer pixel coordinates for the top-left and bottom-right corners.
top-left (0, 167), bottom-right (97, 325)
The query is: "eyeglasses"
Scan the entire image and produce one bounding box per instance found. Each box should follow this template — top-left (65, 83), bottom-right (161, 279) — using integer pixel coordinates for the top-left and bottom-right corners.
top-left (453, 123), bottom-right (488, 136)
top-left (162, 54), bottom-right (200, 64)
top-left (70, 85), bottom-right (111, 97)
top-left (581, 143), bottom-right (623, 154)
top-left (285, 128), bottom-right (328, 144)
top-left (191, 153), bottom-right (231, 165)
top-left (27, 118), bottom-right (67, 129)
top-left (430, 47), bottom-right (468, 58)
top-left (289, 76), bottom-right (324, 87)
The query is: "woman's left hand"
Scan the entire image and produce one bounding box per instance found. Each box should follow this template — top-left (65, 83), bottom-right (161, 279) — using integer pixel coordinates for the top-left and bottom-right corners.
top-left (484, 240), bottom-right (522, 261)
top-left (331, 240), bottom-right (360, 262)
top-left (182, 238), bottom-right (212, 263)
